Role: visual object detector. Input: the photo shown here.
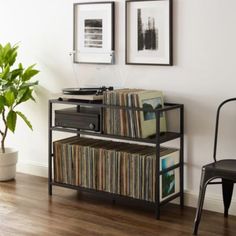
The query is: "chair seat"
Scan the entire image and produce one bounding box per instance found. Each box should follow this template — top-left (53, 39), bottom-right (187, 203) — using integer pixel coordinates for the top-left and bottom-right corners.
top-left (204, 159), bottom-right (236, 173)
top-left (203, 159), bottom-right (236, 183)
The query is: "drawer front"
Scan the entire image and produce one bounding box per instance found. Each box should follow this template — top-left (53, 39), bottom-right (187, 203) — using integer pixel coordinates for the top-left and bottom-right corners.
top-left (55, 113), bottom-right (100, 131)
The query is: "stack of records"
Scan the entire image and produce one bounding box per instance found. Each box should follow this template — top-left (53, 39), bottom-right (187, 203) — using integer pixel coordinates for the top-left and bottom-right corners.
top-left (103, 89), bottom-right (167, 138)
top-left (53, 137), bottom-right (179, 202)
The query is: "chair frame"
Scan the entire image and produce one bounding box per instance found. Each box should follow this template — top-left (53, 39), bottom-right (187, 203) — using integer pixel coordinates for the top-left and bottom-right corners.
top-left (193, 98), bottom-right (236, 235)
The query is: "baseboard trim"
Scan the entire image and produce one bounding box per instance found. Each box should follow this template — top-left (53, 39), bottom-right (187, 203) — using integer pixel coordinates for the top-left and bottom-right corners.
top-left (173, 190), bottom-right (236, 216)
top-left (193, 191), bottom-right (236, 216)
top-left (17, 161), bottom-right (48, 178)
top-left (16, 162), bottom-right (236, 216)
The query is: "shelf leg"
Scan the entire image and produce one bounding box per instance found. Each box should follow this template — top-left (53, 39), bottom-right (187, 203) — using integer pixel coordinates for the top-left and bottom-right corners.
top-left (155, 205), bottom-right (160, 219)
top-left (180, 105), bottom-right (184, 209)
top-left (180, 192), bottom-right (184, 209)
top-left (112, 198), bottom-right (116, 204)
top-left (155, 110), bottom-right (161, 220)
top-left (48, 100), bottom-right (53, 196)
top-left (49, 184), bottom-right (52, 196)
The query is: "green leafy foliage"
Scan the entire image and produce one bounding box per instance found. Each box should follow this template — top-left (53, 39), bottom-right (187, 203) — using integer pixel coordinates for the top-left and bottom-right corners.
top-left (4, 90), bottom-right (15, 107)
top-left (16, 111), bottom-right (32, 130)
top-left (0, 42), bottom-right (39, 151)
top-left (0, 96), bottom-right (5, 113)
top-left (0, 43), bottom-right (18, 68)
top-left (22, 64), bottom-right (39, 81)
top-left (7, 110), bottom-right (17, 132)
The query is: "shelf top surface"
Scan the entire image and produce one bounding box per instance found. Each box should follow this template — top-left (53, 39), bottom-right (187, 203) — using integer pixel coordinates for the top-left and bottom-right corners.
top-left (51, 126), bottom-right (181, 144)
top-left (49, 98), bottom-right (183, 112)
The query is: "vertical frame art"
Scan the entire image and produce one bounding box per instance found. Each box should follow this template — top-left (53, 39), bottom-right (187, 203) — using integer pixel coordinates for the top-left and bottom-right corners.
top-left (73, 2), bottom-right (115, 64)
top-left (126, 0), bottom-right (172, 65)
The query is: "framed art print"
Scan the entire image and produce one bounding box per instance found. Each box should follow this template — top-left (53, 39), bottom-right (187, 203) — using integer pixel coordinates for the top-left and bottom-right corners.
top-left (126, 0), bottom-right (172, 65)
top-left (73, 2), bottom-right (115, 64)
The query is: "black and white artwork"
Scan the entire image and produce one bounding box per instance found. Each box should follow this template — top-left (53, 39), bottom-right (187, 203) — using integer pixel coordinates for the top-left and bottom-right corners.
top-left (84, 19), bottom-right (103, 48)
top-left (137, 9), bottom-right (158, 51)
top-left (126, 0), bottom-right (172, 65)
top-left (74, 2), bottom-right (114, 64)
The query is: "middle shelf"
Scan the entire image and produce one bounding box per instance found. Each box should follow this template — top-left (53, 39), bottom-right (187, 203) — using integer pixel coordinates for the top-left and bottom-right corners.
top-left (51, 126), bottom-right (181, 144)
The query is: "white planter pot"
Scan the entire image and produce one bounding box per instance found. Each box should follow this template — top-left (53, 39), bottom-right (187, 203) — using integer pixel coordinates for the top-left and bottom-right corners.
top-left (0, 148), bottom-right (18, 181)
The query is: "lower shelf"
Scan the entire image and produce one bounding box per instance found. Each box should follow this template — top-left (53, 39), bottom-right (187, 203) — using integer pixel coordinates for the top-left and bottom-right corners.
top-left (51, 181), bottom-right (181, 207)
top-left (53, 136), bottom-right (181, 203)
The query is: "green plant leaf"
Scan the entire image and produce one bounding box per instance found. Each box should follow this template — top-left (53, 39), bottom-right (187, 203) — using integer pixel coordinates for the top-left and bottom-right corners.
top-left (0, 80), bottom-right (9, 87)
top-left (10, 68), bottom-right (23, 81)
top-left (0, 64), bottom-right (10, 80)
top-left (16, 88), bottom-right (27, 103)
top-left (0, 95), bottom-right (5, 106)
top-left (21, 81), bottom-right (39, 88)
top-left (0, 43), bottom-right (18, 69)
top-left (3, 43), bottom-right (18, 67)
top-left (3, 43), bottom-right (11, 66)
top-left (7, 110), bottom-right (17, 132)
top-left (22, 64), bottom-right (39, 81)
top-left (4, 90), bottom-right (15, 107)
top-left (8, 48), bottom-right (17, 66)
top-left (16, 88), bottom-right (31, 105)
top-left (29, 90), bottom-right (36, 102)
top-left (3, 43), bottom-right (11, 58)
top-left (8, 87), bottom-right (18, 99)
top-left (16, 111), bottom-right (32, 130)
top-left (18, 63), bottom-right (23, 70)
top-left (0, 96), bottom-right (5, 113)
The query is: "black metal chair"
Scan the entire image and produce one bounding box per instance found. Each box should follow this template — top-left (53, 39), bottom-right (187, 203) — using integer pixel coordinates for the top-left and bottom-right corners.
top-left (193, 98), bottom-right (236, 235)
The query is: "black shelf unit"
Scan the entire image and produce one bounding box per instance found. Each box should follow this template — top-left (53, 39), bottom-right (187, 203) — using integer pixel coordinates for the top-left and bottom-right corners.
top-left (48, 98), bottom-right (184, 219)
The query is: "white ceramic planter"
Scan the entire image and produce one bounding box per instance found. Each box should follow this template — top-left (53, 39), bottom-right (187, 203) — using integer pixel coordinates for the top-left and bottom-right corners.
top-left (0, 148), bottom-right (18, 181)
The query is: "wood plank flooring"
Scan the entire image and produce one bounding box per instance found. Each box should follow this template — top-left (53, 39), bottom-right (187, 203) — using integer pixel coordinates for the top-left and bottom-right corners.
top-left (0, 173), bottom-right (236, 236)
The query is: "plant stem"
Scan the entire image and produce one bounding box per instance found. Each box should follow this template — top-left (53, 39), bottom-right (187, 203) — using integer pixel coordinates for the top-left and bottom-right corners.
top-left (1, 109), bottom-right (8, 153)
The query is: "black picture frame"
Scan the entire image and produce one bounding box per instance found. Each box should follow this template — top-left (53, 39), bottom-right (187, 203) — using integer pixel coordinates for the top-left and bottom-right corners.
top-left (73, 2), bottom-right (115, 64)
top-left (125, 0), bottom-right (173, 66)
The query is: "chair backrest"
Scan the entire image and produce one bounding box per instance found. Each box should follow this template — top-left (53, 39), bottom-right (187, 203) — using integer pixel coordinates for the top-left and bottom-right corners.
top-left (213, 98), bottom-right (236, 162)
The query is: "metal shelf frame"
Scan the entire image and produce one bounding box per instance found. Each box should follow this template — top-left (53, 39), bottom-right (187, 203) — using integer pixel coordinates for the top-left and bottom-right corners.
top-left (48, 98), bottom-right (184, 219)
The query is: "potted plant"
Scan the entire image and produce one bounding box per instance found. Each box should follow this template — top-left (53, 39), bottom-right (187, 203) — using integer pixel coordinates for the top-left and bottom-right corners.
top-left (0, 43), bottom-right (39, 181)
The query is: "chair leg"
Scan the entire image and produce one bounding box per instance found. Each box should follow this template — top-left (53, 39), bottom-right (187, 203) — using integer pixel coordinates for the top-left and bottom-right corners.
top-left (193, 169), bottom-right (209, 235)
top-left (222, 178), bottom-right (234, 217)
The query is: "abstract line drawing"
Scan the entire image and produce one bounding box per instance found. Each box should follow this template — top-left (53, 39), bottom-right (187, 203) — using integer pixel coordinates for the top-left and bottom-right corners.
top-left (126, 0), bottom-right (172, 65)
top-left (74, 2), bottom-right (114, 64)
top-left (137, 9), bottom-right (158, 51)
top-left (84, 19), bottom-right (103, 48)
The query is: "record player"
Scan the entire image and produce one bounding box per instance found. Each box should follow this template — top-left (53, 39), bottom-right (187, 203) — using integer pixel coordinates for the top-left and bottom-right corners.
top-left (60, 86), bottom-right (113, 101)
top-left (62, 86), bottom-right (113, 95)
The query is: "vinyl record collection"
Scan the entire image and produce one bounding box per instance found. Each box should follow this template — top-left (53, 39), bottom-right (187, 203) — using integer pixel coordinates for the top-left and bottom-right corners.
top-left (103, 89), bottom-right (166, 138)
top-left (53, 136), bottom-right (179, 202)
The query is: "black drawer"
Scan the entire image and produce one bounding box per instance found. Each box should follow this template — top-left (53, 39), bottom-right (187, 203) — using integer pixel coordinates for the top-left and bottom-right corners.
top-left (55, 107), bottom-right (100, 131)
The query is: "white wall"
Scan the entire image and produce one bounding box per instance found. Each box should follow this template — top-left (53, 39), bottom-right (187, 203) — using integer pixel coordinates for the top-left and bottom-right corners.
top-left (1, 0), bottom-right (236, 214)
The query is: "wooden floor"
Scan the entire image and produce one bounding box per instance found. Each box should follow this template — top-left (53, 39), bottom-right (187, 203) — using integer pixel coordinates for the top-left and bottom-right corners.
top-left (0, 174), bottom-right (236, 236)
